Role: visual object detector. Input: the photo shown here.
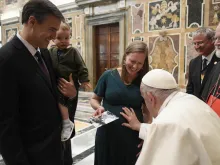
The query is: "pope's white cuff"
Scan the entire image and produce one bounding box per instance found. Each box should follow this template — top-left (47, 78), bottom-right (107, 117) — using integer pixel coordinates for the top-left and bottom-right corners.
top-left (139, 123), bottom-right (148, 140)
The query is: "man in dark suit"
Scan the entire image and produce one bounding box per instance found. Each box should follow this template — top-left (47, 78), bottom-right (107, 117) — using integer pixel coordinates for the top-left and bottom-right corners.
top-left (201, 23), bottom-right (220, 117)
top-left (186, 27), bottom-right (220, 98)
top-left (0, 0), bottom-right (76, 165)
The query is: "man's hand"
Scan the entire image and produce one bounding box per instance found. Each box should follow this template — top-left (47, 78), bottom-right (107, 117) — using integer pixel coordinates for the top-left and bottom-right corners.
top-left (58, 73), bottom-right (76, 98)
top-left (120, 107), bottom-right (141, 131)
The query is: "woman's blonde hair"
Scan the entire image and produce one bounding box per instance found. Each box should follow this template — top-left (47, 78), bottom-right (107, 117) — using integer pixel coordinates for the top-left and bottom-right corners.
top-left (121, 41), bottom-right (149, 84)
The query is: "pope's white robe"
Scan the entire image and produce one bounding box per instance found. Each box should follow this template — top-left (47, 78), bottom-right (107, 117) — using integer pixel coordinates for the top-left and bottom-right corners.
top-left (136, 92), bottom-right (220, 165)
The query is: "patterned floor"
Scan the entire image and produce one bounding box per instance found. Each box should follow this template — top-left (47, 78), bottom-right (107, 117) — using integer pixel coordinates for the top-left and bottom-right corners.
top-left (0, 91), bottom-right (95, 165)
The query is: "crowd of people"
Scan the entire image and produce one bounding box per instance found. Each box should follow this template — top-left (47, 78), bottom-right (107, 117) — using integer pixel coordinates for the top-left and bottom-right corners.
top-left (0, 0), bottom-right (220, 165)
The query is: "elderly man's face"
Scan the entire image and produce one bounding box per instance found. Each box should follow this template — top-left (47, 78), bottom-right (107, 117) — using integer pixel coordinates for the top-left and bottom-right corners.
top-left (140, 84), bottom-right (158, 118)
top-left (215, 24), bottom-right (220, 58)
top-left (192, 33), bottom-right (214, 57)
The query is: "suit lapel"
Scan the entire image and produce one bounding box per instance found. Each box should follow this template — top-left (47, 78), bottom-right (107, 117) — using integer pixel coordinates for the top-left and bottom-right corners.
top-left (40, 49), bottom-right (58, 98)
top-left (11, 36), bottom-right (56, 98)
top-left (201, 54), bottom-right (220, 92)
top-left (195, 56), bottom-right (202, 89)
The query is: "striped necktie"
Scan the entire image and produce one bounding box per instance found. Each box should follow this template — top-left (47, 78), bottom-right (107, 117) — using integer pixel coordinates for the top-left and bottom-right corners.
top-left (202, 58), bottom-right (208, 71)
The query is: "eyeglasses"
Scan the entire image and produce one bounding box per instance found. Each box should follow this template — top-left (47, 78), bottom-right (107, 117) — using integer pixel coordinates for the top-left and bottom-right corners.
top-left (214, 37), bottom-right (220, 42)
top-left (192, 39), bottom-right (210, 46)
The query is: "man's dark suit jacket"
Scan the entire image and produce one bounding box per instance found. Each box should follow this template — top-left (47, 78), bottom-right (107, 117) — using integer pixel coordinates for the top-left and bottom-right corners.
top-left (186, 53), bottom-right (220, 98)
top-left (0, 36), bottom-right (63, 165)
top-left (201, 61), bottom-right (220, 102)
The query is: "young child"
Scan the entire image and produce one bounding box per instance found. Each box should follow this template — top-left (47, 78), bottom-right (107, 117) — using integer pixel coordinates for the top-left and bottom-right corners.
top-left (49, 22), bottom-right (91, 141)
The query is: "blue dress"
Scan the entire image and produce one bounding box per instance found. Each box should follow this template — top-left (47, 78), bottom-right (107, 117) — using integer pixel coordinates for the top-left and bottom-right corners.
top-left (94, 69), bottom-right (144, 165)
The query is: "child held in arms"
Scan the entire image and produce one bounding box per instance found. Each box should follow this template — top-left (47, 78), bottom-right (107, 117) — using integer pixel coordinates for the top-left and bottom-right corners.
top-left (50, 22), bottom-right (91, 141)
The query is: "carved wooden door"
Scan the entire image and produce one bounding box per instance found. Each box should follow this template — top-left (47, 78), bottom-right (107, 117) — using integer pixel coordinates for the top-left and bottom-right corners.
top-left (95, 23), bottom-right (119, 83)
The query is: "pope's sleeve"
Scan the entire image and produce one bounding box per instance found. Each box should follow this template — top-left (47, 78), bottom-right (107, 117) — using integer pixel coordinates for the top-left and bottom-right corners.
top-left (136, 123), bottom-right (212, 165)
top-left (139, 123), bottom-right (149, 140)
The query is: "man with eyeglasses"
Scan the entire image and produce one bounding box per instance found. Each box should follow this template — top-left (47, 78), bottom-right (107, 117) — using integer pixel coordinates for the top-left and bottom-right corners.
top-left (186, 27), bottom-right (220, 99)
top-left (201, 23), bottom-right (220, 117)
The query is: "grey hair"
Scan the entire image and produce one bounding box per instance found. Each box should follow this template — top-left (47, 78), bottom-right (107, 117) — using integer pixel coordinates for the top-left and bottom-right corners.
top-left (192, 27), bottom-right (215, 41)
top-left (140, 83), bottom-right (179, 102)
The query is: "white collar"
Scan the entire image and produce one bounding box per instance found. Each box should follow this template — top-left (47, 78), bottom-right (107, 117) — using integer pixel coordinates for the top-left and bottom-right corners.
top-left (158, 91), bottom-right (179, 114)
top-left (17, 32), bottom-right (40, 56)
top-left (202, 50), bottom-right (215, 64)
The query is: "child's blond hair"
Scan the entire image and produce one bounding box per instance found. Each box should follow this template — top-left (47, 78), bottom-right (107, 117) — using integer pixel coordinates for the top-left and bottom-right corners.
top-left (60, 22), bottom-right (71, 31)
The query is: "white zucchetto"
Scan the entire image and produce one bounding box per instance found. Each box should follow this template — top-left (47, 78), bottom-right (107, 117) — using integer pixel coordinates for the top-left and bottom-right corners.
top-left (142, 69), bottom-right (178, 89)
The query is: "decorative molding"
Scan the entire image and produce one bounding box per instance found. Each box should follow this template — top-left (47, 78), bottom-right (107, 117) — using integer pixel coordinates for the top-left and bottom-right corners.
top-left (84, 7), bottom-right (93, 16)
top-left (212, 0), bottom-right (220, 4)
top-left (76, 0), bottom-right (102, 7)
top-left (131, 36), bottom-right (144, 42)
top-left (76, 0), bottom-right (117, 7)
top-left (57, 2), bottom-right (81, 12)
top-left (86, 10), bottom-right (125, 25)
top-left (85, 9), bottom-right (125, 88)
top-left (148, 33), bottom-right (180, 82)
top-left (186, 0), bottom-right (204, 28)
top-left (75, 15), bottom-right (82, 39)
top-left (118, 0), bottom-right (125, 9)
top-left (1, 16), bottom-right (19, 25)
top-left (131, 3), bottom-right (145, 34)
top-left (148, 0), bottom-right (180, 31)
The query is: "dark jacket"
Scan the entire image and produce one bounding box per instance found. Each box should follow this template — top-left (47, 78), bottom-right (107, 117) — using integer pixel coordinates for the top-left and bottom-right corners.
top-left (49, 46), bottom-right (89, 87)
top-left (186, 53), bottom-right (220, 98)
top-left (201, 61), bottom-right (220, 102)
top-left (0, 36), bottom-right (63, 165)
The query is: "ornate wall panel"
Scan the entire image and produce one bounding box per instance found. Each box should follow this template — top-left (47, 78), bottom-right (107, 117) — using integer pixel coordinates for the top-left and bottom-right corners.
top-left (148, 33), bottom-right (179, 82)
top-left (75, 41), bottom-right (83, 55)
top-left (186, 0), bottom-right (204, 28)
top-left (131, 36), bottom-right (144, 42)
top-left (65, 17), bottom-right (73, 39)
top-left (63, 12), bottom-right (85, 60)
top-left (184, 33), bottom-right (199, 85)
top-left (1, 23), bottom-right (20, 44)
top-left (131, 3), bottom-right (145, 34)
top-left (148, 0), bottom-right (180, 31)
top-left (0, 0), bottom-right (218, 89)
top-left (5, 27), bottom-right (17, 42)
top-left (209, 0), bottom-right (220, 26)
top-left (0, 0), bottom-right (3, 13)
top-left (75, 15), bottom-right (83, 39)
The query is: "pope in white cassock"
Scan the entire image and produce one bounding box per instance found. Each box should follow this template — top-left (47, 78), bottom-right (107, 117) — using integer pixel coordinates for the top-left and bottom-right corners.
top-left (120, 69), bottom-right (220, 165)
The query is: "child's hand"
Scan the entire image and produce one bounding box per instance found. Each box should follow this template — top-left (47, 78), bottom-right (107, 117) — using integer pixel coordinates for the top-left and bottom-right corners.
top-left (81, 82), bottom-right (92, 90)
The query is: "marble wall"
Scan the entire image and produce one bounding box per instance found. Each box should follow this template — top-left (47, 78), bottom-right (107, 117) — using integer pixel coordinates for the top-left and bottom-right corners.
top-left (0, 0), bottom-right (218, 88)
top-left (129, 0), bottom-right (218, 88)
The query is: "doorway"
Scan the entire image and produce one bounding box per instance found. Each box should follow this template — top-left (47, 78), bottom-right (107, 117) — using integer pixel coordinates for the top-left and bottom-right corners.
top-left (95, 23), bottom-right (120, 83)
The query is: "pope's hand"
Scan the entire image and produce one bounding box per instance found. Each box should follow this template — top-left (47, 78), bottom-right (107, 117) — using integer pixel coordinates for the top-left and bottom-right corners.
top-left (120, 107), bottom-right (141, 131)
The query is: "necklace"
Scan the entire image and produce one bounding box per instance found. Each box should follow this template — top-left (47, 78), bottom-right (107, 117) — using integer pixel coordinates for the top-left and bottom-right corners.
top-left (124, 81), bottom-right (132, 85)
top-left (209, 74), bottom-right (220, 106)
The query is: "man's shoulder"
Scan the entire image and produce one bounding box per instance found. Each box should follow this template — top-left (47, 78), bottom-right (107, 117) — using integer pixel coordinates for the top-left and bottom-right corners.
top-left (41, 48), bottom-right (50, 53)
top-left (190, 55), bottom-right (201, 63)
top-left (0, 42), bottom-right (17, 66)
